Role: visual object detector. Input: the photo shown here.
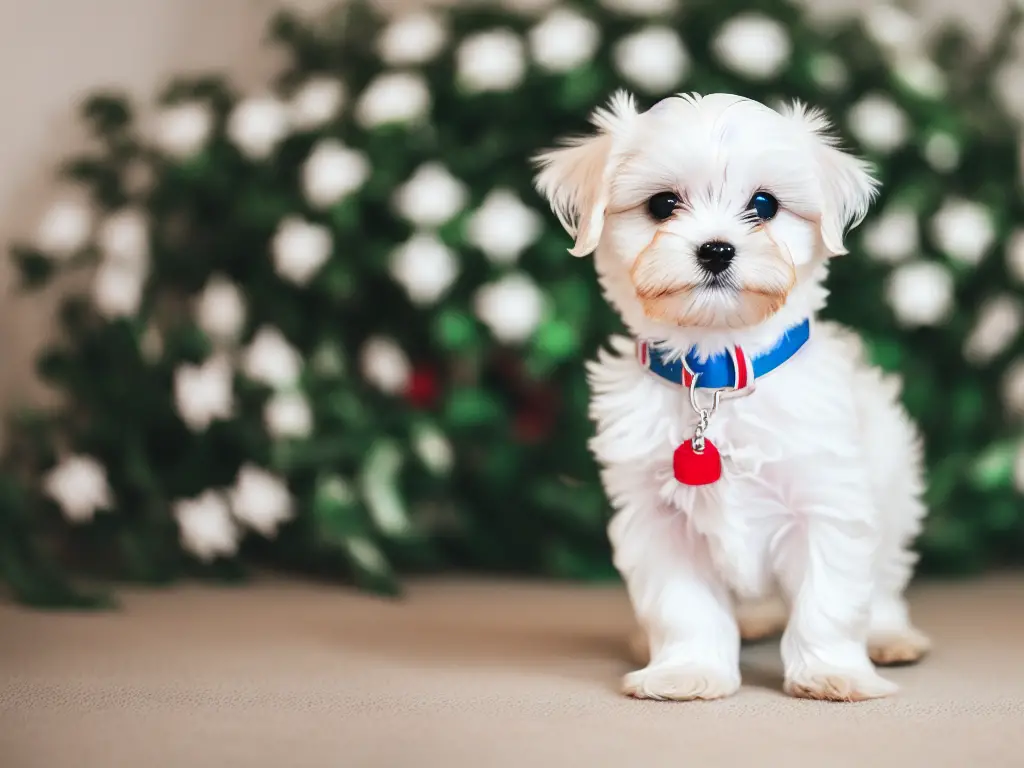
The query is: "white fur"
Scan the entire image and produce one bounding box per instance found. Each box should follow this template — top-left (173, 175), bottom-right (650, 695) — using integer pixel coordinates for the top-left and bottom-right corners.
top-left (534, 92), bottom-right (929, 701)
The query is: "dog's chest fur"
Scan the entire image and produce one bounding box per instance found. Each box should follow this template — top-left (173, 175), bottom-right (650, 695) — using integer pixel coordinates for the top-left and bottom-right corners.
top-left (588, 322), bottom-right (869, 598)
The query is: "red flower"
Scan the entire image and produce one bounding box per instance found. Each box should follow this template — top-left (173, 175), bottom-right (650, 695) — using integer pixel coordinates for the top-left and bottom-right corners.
top-left (405, 367), bottom-right (440, 409)
top-left (513, 389), bottom-right (559, 443)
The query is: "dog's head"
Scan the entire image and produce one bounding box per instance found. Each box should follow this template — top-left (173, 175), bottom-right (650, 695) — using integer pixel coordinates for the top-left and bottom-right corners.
top-left (533, 92), bottom-right (877, 337)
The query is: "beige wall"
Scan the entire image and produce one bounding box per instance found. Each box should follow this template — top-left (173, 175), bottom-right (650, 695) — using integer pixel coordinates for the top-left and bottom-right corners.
top-left (0, 0), bottom-right (1006, 410)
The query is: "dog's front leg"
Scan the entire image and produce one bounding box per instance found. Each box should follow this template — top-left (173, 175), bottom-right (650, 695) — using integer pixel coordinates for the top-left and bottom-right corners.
top-left (775, 468), bottom-right (898, 702)
top-left (610, 505), bottom-right (741, 701)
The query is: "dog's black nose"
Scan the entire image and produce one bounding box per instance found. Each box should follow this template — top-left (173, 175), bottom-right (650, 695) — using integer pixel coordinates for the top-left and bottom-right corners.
top-left (696, 241), bottom-right (736, 275)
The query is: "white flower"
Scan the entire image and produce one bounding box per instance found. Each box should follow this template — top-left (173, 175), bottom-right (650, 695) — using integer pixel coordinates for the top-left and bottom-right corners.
top-left (97, 208), bottom-right (149, 270)
top-left (264, 390), bottom-right (314, 439)
top-left (862, 206), bottom-right (918, 264)
top-left (378, 11), bottom-right (447, 65)
top-left (271, 217), bottom-right (333, 286)
top-left (301, 139), bottom-right (369, 209)
top-left (930, 199), bottom-right (995, 266)
top-left (227, 96), bottom-right (290, 160)
top-left (466, 188), bottom-right (542, 264)
top-left (35, 199), bottom-right (92, 259)
top-left (712, 15), bottom-right (791, 80)
top-left (360, 336), bottom-right (412, 395)
top-left (614, 27), bottom-right (689, 94)
top-left (529, 9), bottom-right (600, 73)
top-left (847, 95), bottom-right (909, 154)
top-left (1007, 229), bottom-right (1024, 283)
top-left (924, 133), bottom-right (960, 172)
top-left (392, 163), bottom-right (468, 227)
top-left (196, 275), bottom-right (246, 345)
top-left (809, 53), bottom-right (848, 91)
top-left (389, 233), bottom-right (459, 305)
top-left (894, 56), bottom-right (946, 99)
top-left (92, 261), bottom-right (145, 319)
top-left (1014, 441), bottom-right (1024, 493)
top-left (43, 455), bottom-right (112, 523)
top-left (229, 464), bottom-right (294, 537)
top-left (994, 62), bottom-right (1024, 124)
top-left (289, 77), bottom-right (345, 131)
top-left (355, 72), bottom-right (431, 128)
top-left (885, 260), bottom-right (955, 328)
top-left (173, 354), bottom-right (235, 431)
top-left (599, 0), bottom-right (677, 15)
top-left (964, 295), bottom-right (1023, 364)
top-left (242, 327), bottom-right (303, 390)
top-left (1003, 358), bottom-right (1024, 417)
top-left (413, 424), bottom-right (454, 475)
top-left (152, 102), bottom-right (214, 159)
top-left (456, 29), bottom-right (526, 93)
top-left (864, 4), bottom-right (920, 51)
top-left (474, 273), bottom-right (546, 343)
top-left (91, 208), bottom-right (149, 320)
top-left (173, 490), bottom-right (239, 562)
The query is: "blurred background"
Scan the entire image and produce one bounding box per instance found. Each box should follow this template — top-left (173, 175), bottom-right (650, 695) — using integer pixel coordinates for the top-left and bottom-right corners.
top-left (3, 2), bottom-right (1024, 766)
top-left (1, 0), bottom-right (1023, 609)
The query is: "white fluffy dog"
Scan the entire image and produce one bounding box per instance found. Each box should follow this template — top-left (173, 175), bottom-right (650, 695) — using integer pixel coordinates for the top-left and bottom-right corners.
top-left (532, 92), bottom-right (931, 702)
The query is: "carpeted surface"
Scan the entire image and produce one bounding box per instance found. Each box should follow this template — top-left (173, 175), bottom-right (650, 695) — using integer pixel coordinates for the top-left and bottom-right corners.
top-left (2, 574), bottom-right (1023, 767)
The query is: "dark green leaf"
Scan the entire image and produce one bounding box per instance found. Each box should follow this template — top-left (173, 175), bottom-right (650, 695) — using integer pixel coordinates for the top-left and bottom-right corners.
top-left (10, 247), bottom-right (56, 289)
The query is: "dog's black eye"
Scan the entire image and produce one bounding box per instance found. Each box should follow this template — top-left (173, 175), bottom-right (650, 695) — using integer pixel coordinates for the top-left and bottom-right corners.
top-left (748, 191), bottom-right (779, 220)
top-left (647, 192), bottom-right (679, 221)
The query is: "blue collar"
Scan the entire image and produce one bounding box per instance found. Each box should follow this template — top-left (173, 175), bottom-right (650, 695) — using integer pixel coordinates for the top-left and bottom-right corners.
top-left (637, 319), bottom-right (811, 391)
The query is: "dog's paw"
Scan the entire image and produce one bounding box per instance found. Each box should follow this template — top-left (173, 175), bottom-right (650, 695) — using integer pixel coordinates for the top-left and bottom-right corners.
top-left (623, 664), bottom-right (740, 701)
top-left (868, 626), bottom-right (931, 667)
top-left (784, 667), bottom-right (898, 702)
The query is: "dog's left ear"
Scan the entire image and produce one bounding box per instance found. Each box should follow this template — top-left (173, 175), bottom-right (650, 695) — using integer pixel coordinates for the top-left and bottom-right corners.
top-left (532, 90), bottom-right (640, 257)
top-left (781, 101), bottom-right (879, 256)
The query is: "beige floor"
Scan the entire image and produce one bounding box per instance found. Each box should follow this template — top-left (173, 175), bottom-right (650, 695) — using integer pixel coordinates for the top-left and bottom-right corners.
top-left (2, 573), bottom-right (1023, 768)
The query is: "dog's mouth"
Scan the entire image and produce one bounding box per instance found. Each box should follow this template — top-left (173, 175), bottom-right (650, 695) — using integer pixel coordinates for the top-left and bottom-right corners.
top-left (634, 281), bottom-right (790, 329)
top-left (699, 271), bottom-right (741, 293)
top-left (634, 270), bottom-right (752, 303)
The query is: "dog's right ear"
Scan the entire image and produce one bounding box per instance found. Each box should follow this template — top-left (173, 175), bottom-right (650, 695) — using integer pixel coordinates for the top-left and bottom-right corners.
top-left (532, 90), bottom-right (639, 257)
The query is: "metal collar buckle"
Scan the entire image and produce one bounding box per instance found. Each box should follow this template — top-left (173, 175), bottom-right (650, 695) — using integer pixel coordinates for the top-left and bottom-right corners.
top-left (685, 371), bottom-right (754, 452)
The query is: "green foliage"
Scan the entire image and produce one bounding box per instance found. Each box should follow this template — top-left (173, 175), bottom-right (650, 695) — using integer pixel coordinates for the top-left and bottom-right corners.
top-left (2, 0), bottom-right (1023, 607)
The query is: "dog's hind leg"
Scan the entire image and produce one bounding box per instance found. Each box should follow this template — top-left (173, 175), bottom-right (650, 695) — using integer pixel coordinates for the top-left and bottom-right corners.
top-left (859, 374), bottom-right (932, 668)
top-left (866, 486), bottom-right (931, 667)
top-left (736, 593), bottom-right (788, 644)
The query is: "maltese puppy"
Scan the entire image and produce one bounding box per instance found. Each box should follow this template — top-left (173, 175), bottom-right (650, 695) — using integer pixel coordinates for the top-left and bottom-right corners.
top-left (532, 92), bottom-right (930, 702)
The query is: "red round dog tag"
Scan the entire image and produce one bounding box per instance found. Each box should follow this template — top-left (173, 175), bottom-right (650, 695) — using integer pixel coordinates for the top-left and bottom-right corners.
top-left (673, 440), bottom-right (722, 486)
